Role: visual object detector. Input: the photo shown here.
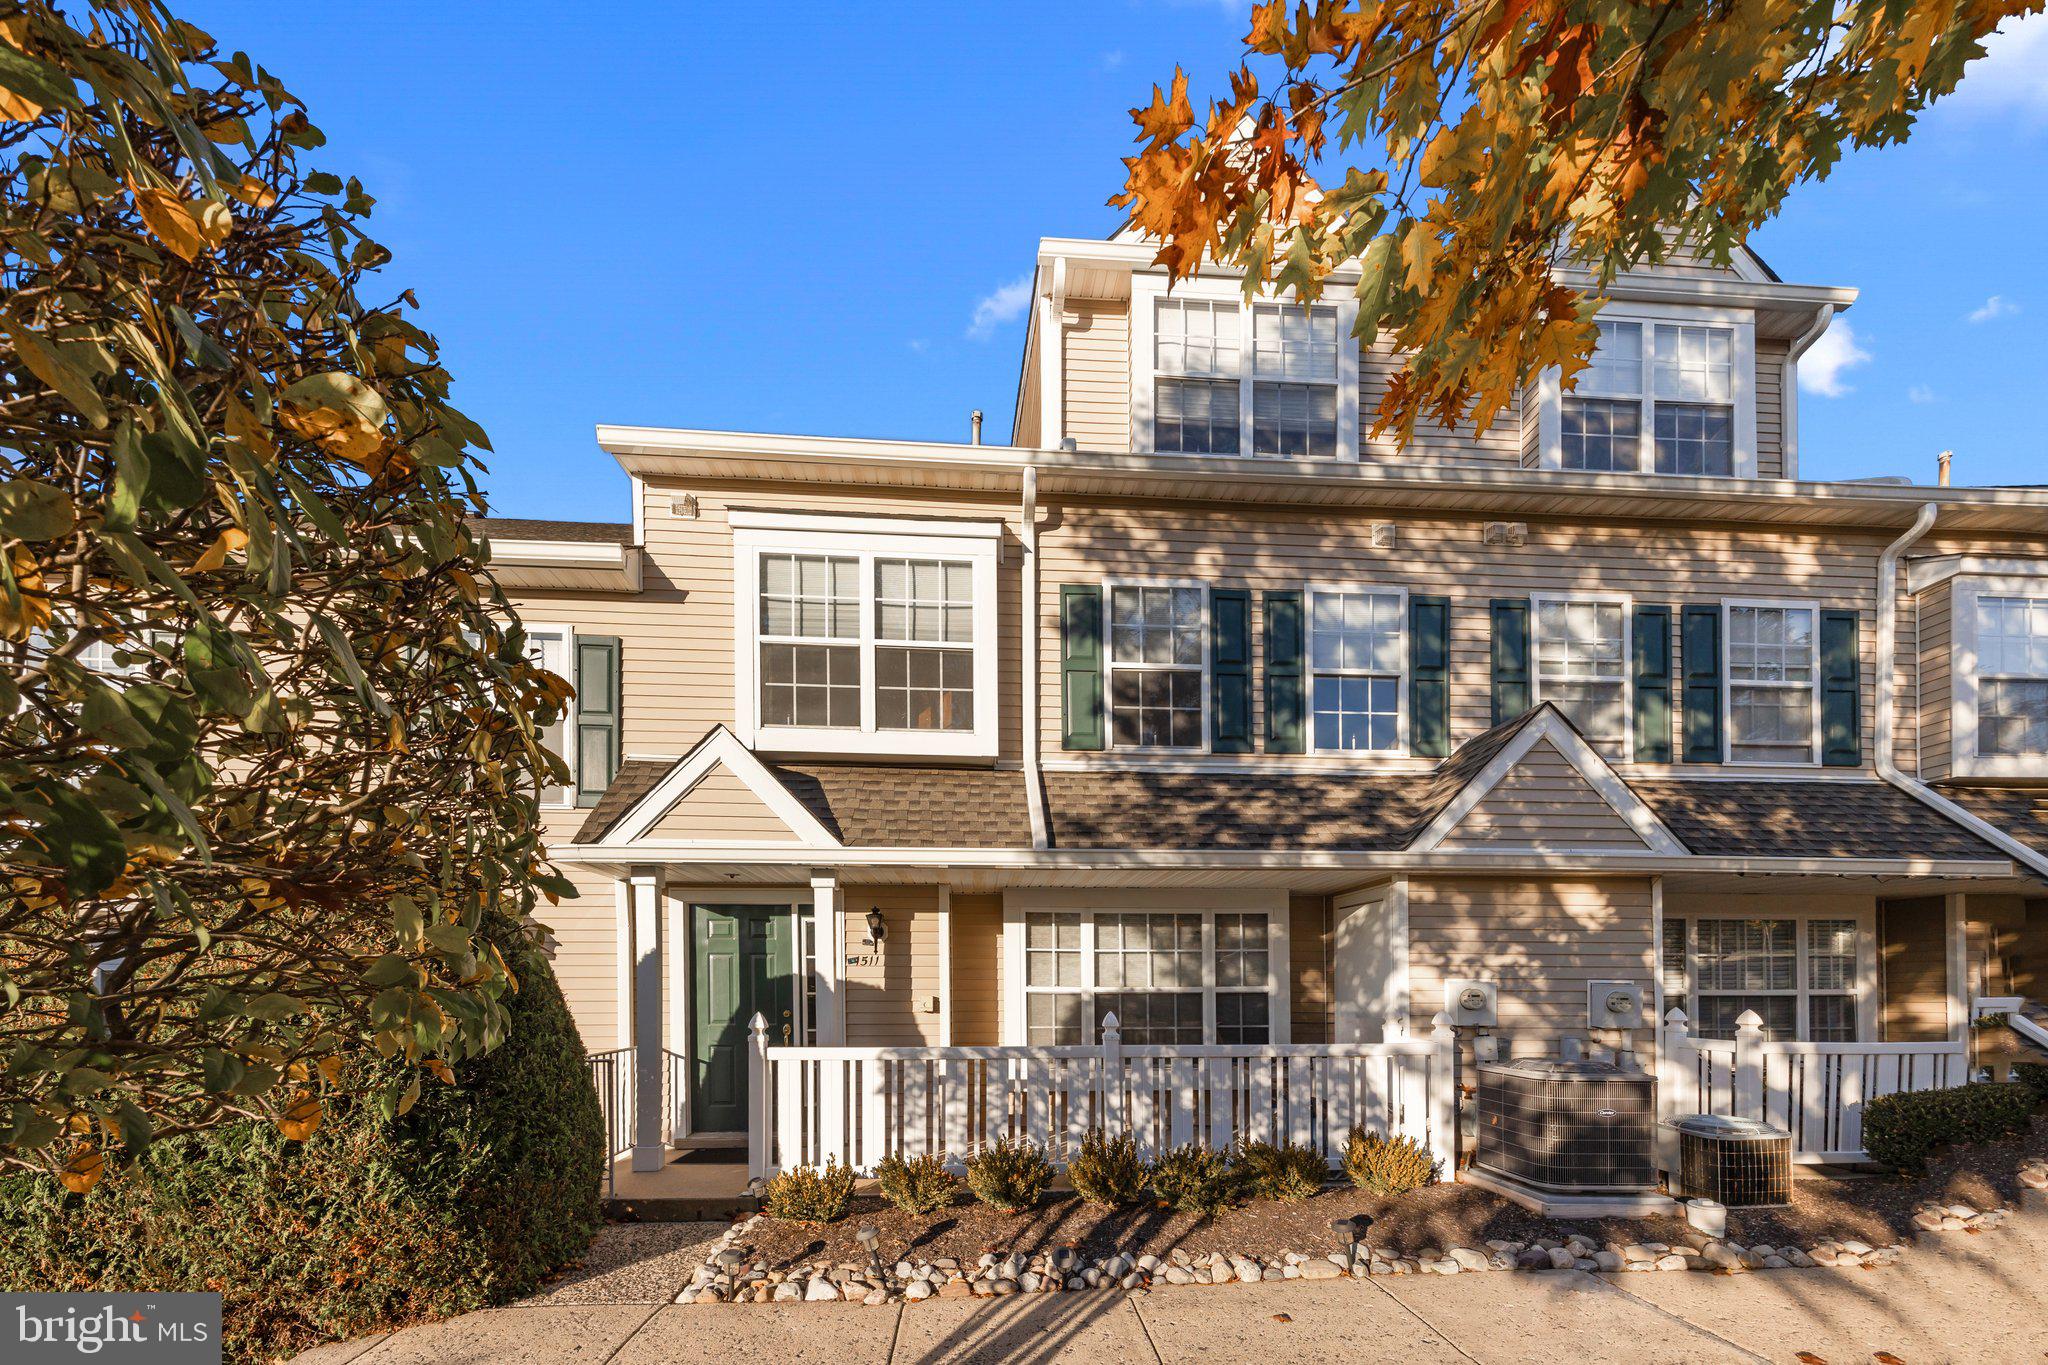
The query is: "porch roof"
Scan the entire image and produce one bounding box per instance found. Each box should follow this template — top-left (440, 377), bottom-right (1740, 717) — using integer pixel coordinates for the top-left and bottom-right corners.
top-left (568, 711), bottom-right (2013, 871)
top-left (1936, 786), bottom-right (2048, 860)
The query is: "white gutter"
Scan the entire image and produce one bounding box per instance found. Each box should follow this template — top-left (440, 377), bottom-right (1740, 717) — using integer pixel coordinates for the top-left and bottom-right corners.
top-left (1780, 303), bottom-right (1834, 481)
top-left (1875, 502), bottom-right (2048, 880)
top-left (1019, 465), bottom-right (1049, 849)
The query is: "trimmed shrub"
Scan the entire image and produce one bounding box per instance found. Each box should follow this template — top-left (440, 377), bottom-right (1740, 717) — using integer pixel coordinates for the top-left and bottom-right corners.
top-left (2015, 1062), bottom-right (2048, 1107)
top-left (764, 1160), bottom-right (857, 1223)
top-left (0, 916), bottom-right (604, 1364)
top-left (875, 1152), bottom-right (959, 1216)
top-left (965, 1137), bottom-right (1055, 1214)
top-left (1862, 1082), bottom-right (2037, 1174)
top-left (1066, 1130), bottom-right (1148, 1208)
top-left (1342, 1128), bottom-right (1440, 1195)
top-left (1148, 1143), bottom-right (1249, 1217)
top-left (1234, 1140), bottom-right (1328, 1202)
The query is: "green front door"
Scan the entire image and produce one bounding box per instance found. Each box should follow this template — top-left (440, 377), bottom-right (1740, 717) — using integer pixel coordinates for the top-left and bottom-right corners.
top-left (691, 905), bottom-right (794, 1134)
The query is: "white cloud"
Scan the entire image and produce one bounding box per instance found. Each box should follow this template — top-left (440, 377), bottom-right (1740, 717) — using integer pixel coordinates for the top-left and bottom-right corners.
top-left (906, 338), bottom-right (929, 355)
top-left (1908, 383), bottom-right (1937, 404)
top-left (967, 276), bottom-right (1033, 340)
top-left (1098, 50), bottom-right (1127, 72)
top-left (1799, 321), bottom-right (1872, 398)
top-left (1968, 294), bottom-right (2020, 323)
top-left (1949, 13), bottom-right (2048, 122)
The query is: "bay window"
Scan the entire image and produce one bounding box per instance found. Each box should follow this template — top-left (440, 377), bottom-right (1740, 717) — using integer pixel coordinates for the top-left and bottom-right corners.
top-left (1107, 583), bottom-right (1206, 750)
top-left (1134, 279), bottom-right (1359, 462)
top-left (1012, 897), bottom-right (1286, 1046)
top-left (1726, 601), bottom-right (1818, 765)
top-left (1307, 586), bottom-right (1405, 752)
top-left (733, 513), bottom-right (1001, 758)
top-left (1974, 594), bottom-right (2048, 758)
top-left (1665, 915), bottom-right (1863, 1042)
top-left (1541, 307), bottom-right (1755, 478)
top-left (1533, 596), bottom-right (1629, 757)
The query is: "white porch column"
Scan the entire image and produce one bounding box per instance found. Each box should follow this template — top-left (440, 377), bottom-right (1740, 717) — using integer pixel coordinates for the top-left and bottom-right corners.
top-left (1946, 892), bottom-right (1969, 1044)
top-left (811, 871), bottom-right (846, 1044)
top-left (629, 867), bottom-right (666, 1173)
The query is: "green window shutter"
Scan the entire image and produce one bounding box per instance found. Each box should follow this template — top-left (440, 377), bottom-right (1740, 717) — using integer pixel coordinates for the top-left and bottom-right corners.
top-left (1211, 588), bottom-right (1253, 754)
top-left (1263, 590), bottom-right (1305, 754)
top-left (1632, 604), bottom-right (1674, 764)
top-left (1060, 585), bottom-right (1105, 751)
top-left (1410, 595), bottom-right (1450, 758)
top-left (1821, 608), bottom-right (1862, 768)
top-left (1681, 605), bottom-right (1723, 764)
top-left (1489, 598), bottom-right (1531, 727)
top-left (574, 634), bottom-right (621, 807)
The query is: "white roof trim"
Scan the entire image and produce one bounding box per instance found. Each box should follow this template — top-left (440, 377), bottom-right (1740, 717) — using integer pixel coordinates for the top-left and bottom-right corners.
top-left (1906, 554), bottom-right (2048, 595)
top-left (1409, 708), bottom-right (1689, 856)
top-left (602, 726), bottom-right (843, 850)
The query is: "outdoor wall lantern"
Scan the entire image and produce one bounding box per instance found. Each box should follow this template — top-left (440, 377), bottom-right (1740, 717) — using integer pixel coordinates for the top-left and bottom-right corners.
top-left (864, 907), bottom-right (887, 950)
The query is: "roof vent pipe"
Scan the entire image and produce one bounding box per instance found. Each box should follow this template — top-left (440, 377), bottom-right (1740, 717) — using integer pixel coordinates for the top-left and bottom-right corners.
top-left (971, 410), bottom-right (984, 446)
top-left (1938, 449), bottom-right (1952, 487)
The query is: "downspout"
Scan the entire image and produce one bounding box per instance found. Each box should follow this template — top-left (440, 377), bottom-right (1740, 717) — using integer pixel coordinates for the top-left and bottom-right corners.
top-left (1020, 465), bottom-right (1049, 849)
top-left (1876, 502), bottom-right (2048, 880)
top-left (1780, 304), bottom-right (1833, 482)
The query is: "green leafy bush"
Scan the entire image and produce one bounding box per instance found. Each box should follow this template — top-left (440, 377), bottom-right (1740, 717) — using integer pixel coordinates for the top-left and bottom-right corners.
top-left (875, 1152), bottom-right (959, 1216)
top-left (0, 919), bottom-right (603, 1364)
top-left (964, 1137), bottom-right (1054, 1214)
top-left (1862, 1082), bottom-right (2038, 1174)
top-left (2014, 1062), bottom-right (2048, 1107)
top-left (1148, 1143), bottom-right (1249, 1217)
top-left (764, 1160), bottom-right (857, 1223)
top-left (1066, 1130), bottom-right (1148, 1208)
top-left (1234, 1140), bottom-right (1329, 1202)
top-left (1342, 1128), bottom-right (1440, 1195)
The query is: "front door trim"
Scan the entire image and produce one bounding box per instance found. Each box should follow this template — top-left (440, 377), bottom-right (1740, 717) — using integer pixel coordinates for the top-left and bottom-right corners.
top-left (663, 887), bottom-right (811, 1141)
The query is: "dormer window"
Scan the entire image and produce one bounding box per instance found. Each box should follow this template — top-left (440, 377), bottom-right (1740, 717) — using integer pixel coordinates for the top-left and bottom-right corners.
top-left (1537, 305), bottom-right (1756, 478)
top-left (1131, 277), bottom-right (1359, 462)
top-left (1951, 576), bottom-right (2048, 776)
top-left (732, 512), bottom-right (1002, 760)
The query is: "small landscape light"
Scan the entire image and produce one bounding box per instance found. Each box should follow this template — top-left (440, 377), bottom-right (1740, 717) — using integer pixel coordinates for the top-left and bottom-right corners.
top-left (856, 1224), bottom-right (884, 1275)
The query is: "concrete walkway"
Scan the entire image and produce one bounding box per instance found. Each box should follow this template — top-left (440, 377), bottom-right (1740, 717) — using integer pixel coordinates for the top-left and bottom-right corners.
top-left (295, 1207), bottom-right (2048, 1364)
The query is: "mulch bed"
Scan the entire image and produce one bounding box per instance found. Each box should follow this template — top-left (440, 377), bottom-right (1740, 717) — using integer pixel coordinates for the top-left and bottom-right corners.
top-left (731, 1116), bottom-right (2048, 1272)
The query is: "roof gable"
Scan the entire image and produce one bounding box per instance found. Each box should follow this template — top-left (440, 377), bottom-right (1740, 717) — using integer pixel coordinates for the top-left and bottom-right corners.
top-left (1412, 707), bottom-right (1685, 855)
top-left (646, 767), bottom-right (805, 842)
top-left (577, 727), bottom-right (840, 848)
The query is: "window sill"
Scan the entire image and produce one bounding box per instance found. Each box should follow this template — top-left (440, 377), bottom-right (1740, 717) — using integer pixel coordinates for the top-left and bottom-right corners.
top-left (750, 725), bottom-right (997, 762)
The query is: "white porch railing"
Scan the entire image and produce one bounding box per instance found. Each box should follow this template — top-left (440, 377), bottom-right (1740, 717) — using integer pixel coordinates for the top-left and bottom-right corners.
top-left (1658, 1008), bottom-right (1968, 1166)
top-left (746, 1011), bottom-right (1457, 1180)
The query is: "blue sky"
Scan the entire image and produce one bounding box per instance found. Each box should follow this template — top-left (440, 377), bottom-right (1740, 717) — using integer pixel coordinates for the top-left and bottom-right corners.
top-left (185, 2), bottom-right (2048, 519)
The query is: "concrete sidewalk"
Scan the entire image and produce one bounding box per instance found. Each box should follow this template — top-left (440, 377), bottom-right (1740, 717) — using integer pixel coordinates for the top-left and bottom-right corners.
top-left (295, 1208), bottom-right (2048, 1364)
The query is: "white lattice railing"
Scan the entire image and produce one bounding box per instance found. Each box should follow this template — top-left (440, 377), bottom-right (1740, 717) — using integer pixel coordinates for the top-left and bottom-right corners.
top-left (1658, 1009), bottom-right (1967, 1165)
top-left (746, 1012), bottom-right (1457, 1180)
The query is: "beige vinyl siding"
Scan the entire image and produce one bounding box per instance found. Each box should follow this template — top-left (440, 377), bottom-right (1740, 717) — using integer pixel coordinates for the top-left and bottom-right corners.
top-left (1014, 337), bottom-right (1042, 448)
top-left (950, 893), bottom-right (1004, 1046)
top-left (504, 480), bottom-right (1025, 767)
top-left (645, 767), bottom-right (801, 841)
top-left (1438, 740), bottom-right (1650, 849)
top-left (1064, 299), bottom-right (1130, 453)
top-left (1520, 381), bottom-right (1542, 469)
top-left (1037, 504), bottom-right (1900, 773)
top-left (842, 889), bottom-right (944, 1047)
top-left (1406, 877), bottom-right (1655, 1051)
top-left (532, 810), bottom-right (624, 1051)
top-left (1289, 893), bottom-right (1334, 1043)
top-left (1881, 896), bottom-right (1951, 1042)
top-left (1755, 338), bottom-right (1788, 480)
top-left (1361, 343), bottom-right (1525, 469)
top-left (1917, 580), bottom-right (1954, 781)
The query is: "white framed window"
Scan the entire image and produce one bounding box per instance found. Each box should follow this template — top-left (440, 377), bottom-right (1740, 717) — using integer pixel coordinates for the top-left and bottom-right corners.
top-left (1724, 600), bottom-right (1819, 766)
top-left (524, 625), bottom-right (578, 807)
top-left (1306, 585), bottom-right (1406, 753)
top-left (731, 512), bottom-right (1002, 759)
top-left (1952, 580), bottom-right (2048, 777)
top-left (1130, 275), bottom-right (1360, 462)
top-left (1533, 594), bottom-right (1631, 758)
top-left (1005, 891), bottom-right (1290, 1047)
top-left (1537, 305), bottom-right (1756, 478)
top-left (1664, 912), bottom-right (1870, 1042)
top-left (1106, 581), bottom-right (1207, 750)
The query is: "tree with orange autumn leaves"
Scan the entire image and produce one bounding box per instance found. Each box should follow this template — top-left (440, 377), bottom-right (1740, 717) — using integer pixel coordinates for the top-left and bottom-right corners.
top-left (1116, 0), bottom-right (2042, 443)
top-left (0, 2), bottom-right (570, 1187)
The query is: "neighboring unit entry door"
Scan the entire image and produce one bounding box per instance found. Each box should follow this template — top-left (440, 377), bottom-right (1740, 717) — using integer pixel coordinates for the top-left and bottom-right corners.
top-left (691, 905), bottom-right (794, 1134)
